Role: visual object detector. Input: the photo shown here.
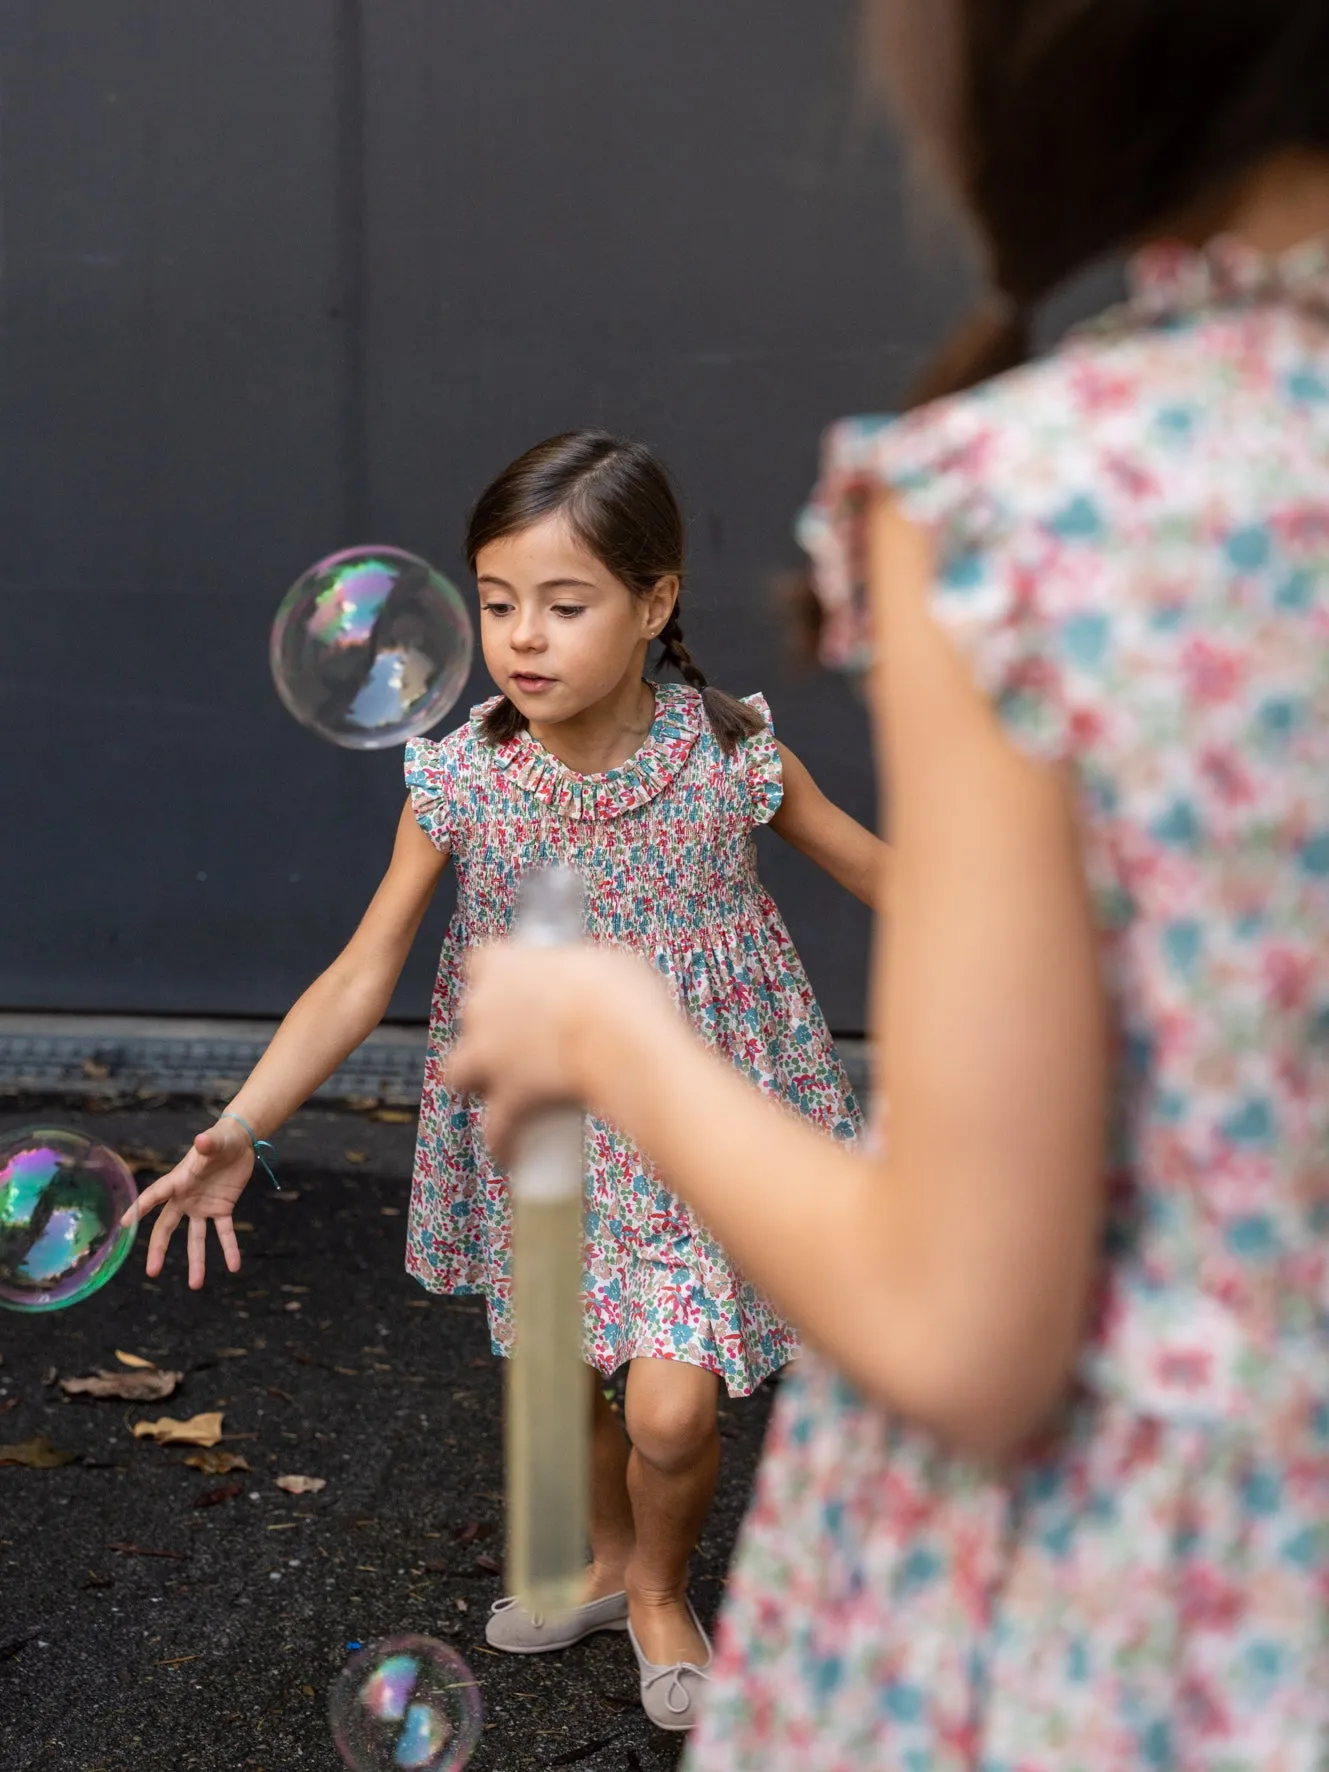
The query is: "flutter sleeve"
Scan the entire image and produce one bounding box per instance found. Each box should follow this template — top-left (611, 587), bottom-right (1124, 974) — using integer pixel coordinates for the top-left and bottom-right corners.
top-left (403, 735), bottom-right (455, 853)
top-left (797, 387), bottom-right (1100, 766)
top-left (740, 692), bottom-right (784, 826)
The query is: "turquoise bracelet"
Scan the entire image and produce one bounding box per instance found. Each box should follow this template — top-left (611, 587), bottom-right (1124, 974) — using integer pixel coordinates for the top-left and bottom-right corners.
top-left (219, 1111), bottom-right (281, 1192)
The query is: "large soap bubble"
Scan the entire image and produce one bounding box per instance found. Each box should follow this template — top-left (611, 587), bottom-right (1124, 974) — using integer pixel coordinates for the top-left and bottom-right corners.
top-left (0, 1127), bottom-right (139, 1312)
top-left (329, 1637), bottom-right (483, 1771)
top-left (271, 547), bottom-right (474, 749)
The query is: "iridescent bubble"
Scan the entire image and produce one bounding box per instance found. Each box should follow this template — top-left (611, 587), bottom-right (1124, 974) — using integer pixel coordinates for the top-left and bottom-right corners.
top-left (271, 547), bottom-right (474, 750)
top-left (0, 1128), bottom-right (139, 1312)
top-left (330, 1638), bottom-right (482, 1772)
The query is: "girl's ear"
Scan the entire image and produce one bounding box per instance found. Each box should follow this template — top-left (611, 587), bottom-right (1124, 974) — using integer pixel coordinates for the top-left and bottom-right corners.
top-left (645, 575), bottom-right (680, 638)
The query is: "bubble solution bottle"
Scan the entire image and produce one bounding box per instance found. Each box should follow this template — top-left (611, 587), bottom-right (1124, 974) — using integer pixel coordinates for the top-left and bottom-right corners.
top-left (506, 867), bottom-right (589, 1620)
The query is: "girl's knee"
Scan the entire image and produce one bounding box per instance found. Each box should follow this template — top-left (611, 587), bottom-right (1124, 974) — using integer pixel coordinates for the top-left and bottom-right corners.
top-left (625, 1365), bottom-right (719, 1471)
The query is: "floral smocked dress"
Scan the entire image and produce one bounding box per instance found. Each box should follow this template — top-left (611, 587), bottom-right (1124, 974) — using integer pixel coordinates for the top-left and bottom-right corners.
top-left (403, 684), bottom-right (861, 1398)
top-left (689, 236), bottom-right (1329, 1769)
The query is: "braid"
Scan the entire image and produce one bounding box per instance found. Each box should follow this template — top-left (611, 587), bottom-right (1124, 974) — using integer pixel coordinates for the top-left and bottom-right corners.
top-left (658, 611), bottom-right (710, 693)
top-left (480, 695), bottom-right (527, 745)
top-left (655, 608), bottom-right (764, 756)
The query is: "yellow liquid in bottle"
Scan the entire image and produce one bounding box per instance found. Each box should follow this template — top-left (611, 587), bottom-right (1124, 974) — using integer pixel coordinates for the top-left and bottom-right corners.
top-left (506, 1120), bottom-right (587, 1619)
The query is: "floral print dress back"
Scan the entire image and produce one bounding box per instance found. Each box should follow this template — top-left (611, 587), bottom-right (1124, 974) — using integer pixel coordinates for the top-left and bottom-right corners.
top-left (688, 237), bottom-right (1329, 1769)
top-left (404, 684), bottom-right (861, 1399)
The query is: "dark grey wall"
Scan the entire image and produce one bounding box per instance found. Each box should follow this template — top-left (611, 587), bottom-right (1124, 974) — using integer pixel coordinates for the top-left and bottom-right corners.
top-left (0, 2), bottom-right (974, 1032)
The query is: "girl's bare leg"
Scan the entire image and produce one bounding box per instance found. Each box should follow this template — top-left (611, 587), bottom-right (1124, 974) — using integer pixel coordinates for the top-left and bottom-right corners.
top-left (585, 1369), bottom-right (636, 1598)
top-left (623, 1357), bottom-right (721, 1665)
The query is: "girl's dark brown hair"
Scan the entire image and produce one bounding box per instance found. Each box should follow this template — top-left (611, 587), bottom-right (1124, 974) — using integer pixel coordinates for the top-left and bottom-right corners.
top-left (872, 0), bottom-right (1329, 404)
top-left (466, 431), bottom-right (764, 754)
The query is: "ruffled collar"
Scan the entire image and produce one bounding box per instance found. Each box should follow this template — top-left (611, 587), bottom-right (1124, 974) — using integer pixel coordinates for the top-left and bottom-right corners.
top-left (480, 681), bottom-right (702, 821)
top-left (1124, 231), bottom-right (1329, 325)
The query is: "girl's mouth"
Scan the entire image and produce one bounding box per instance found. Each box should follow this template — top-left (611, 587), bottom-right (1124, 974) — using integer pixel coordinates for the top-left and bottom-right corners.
top-left (511, 673), bottom-right (556, 693)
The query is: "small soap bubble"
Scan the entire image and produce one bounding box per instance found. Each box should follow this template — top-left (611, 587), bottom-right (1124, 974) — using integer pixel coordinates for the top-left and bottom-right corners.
top-left (330, 1638), bottom-right (482, 1772)
top-left (0, 1127), bottom-right (139, 1312)
top-left (271, 547), bottom-right (473, 750)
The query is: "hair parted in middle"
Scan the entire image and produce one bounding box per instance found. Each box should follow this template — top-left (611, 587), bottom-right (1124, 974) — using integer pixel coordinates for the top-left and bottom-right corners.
top-left (867, 0), bottom-right (1329, 403)
top-left (465, 430), bottom-right (764, 754)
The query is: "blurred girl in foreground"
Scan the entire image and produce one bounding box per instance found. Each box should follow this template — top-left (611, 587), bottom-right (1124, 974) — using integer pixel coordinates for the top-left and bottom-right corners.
top-left (452, 3), bottom-right (1329, 1765)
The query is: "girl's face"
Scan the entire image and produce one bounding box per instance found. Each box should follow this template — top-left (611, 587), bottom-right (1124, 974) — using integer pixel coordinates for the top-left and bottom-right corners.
top-left (475, 513), bottom-right (676, 725)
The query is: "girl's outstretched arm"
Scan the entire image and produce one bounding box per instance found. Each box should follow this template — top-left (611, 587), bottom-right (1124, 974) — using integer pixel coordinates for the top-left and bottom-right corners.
top-left (769, 743), bottom-right (889, 908)
top-left (130, 801), bottom-right (448, 1287)
top-left (450, 498), bottom-right (1109, 1460)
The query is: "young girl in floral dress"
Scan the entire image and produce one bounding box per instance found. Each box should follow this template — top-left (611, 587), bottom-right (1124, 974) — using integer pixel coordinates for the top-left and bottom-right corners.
top-left (450, 5), bottom-right (1329, 1767)
top-left (133, 429), bottom-right (880, 1731)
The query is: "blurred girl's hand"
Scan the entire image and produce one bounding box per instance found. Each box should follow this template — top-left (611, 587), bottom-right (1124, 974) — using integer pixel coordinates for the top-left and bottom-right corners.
top-left (125, 1117), bottom-right (256, 1288)
top-left (446, 944), bottom-right (678, 1158)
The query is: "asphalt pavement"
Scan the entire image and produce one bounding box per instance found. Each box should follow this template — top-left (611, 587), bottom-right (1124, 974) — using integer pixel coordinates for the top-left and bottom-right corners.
top-left (0, 1100), bottom-right (773, 1772)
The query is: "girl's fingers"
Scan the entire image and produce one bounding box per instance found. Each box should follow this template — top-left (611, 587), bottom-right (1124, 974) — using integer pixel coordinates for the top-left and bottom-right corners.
top-left (481, 1097), bottom-right (519, 1166)
top-left (145, 1203), bottom-right (182, 1277)
top-left (129, 1172), bottom-right (182, 1224)
top-left (215, 1216), bottom-right (242, 1275)
top-left (186, 1215), bottom-right (208, 1290)
top-left (128, 1144), bottom-right (208, 1225)
top-left (442, 1038), bottom-right (481, 1096)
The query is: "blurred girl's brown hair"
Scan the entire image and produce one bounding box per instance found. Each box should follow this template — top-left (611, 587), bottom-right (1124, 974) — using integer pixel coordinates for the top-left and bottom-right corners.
top-left (868, 0), bottom-right (1329, 403)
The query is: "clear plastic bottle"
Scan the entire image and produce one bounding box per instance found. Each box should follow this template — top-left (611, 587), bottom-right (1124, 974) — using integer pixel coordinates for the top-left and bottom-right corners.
top-left (505, 867), bottom-right (588, 1619)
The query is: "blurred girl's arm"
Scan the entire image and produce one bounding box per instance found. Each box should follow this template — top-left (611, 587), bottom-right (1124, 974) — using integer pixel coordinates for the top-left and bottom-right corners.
top-left (452, 499), bottom-right (1108, 1458)
top-left (769, 742), bottom-right (889, 909)
top-left (222, 799), bottom-right (448, 1140)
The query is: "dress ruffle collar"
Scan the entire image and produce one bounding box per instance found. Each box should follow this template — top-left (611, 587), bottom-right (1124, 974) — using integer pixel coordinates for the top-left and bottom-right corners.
top-left (480, 682), bottom-right (702, 821)
top-left (1124, 231), bottom-right (1329, 324)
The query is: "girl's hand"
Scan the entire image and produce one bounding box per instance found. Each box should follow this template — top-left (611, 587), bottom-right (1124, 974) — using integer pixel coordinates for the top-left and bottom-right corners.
top-left (446, 944), bottom-right (678, 1159)
top-left (124, 1118), bottom-right (257, 1288)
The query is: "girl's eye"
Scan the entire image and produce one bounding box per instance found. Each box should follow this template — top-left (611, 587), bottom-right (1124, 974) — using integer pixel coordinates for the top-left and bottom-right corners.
top-left (551, 604), bottom-right (586, 620)
top-left (481, 600), bottom-right (513, 617)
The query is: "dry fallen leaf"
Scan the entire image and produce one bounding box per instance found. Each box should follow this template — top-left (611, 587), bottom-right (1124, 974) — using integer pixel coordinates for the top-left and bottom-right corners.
top-left (368, 1107), bottom-right (415, 1125)
top-left (454, 1519), bottom-right (496, 1545)
top-left (115, 1351), bottom-right (156, 1370)
top-left (194, 1482), bottom-right (244, 1508)
top-left (215, 1348), bottom-right (249, 1360)
top-left (184, 1449), bottom-right (251, 1476)
top-left (275, 1474), bottom-right (326, 1495)
top-left (131, 1412), bottom-right (224, 1448)
top-left (344, 1150), bottom-right (368, 1165)
top-left (81, 1057), bottom-right (110, 1081)
top-left (0, 1435), bottom-right (78, 1468)
top-left (63, 1369), bottom-right (181, 1402)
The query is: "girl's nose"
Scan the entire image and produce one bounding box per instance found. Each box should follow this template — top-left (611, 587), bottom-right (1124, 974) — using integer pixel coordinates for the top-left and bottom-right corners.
top-left (511, 612), bottom-right (546, 651)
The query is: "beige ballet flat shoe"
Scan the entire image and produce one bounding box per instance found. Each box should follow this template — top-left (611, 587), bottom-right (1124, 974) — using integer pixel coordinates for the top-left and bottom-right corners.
top-left (627, 1598), bottom-right (713, 1731)
top-left (483, 1589), bottom-right (629, 1653)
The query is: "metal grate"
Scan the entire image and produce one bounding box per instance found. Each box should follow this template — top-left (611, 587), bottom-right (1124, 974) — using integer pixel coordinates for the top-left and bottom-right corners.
top-left (0, 1016), bottom-right (869, 1110)
top-left (0, 1018), bottom-right (426, 1105)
